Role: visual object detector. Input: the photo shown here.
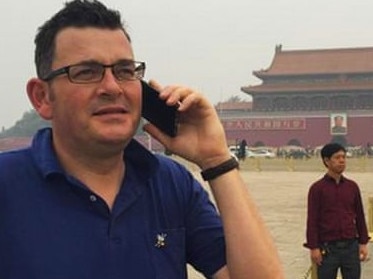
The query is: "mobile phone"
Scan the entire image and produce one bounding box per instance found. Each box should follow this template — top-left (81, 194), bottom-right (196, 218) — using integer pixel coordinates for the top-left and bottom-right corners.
top-left (141, 80), bottom-right (178, 137)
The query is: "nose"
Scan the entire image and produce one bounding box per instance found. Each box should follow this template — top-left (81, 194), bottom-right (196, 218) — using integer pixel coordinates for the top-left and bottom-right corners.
top-left (98, 68), bottom-right (122, 96)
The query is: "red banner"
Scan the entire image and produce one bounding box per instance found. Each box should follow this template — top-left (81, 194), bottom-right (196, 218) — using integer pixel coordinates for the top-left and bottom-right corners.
top-left (222, 118), bottom-right (306, 131)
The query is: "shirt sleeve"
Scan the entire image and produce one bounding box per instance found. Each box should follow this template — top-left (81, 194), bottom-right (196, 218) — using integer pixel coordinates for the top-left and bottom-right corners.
top-left (305, 183), bottom-right (320, 249)
top-left (184, 175), bottom-right (226, 276)
top-left (354, 185), bottom-right (371, 244)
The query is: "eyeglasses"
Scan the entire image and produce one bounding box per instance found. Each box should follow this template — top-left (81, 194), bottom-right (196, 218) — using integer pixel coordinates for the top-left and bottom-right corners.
top-left (41, 60), bottom-right (146, 84)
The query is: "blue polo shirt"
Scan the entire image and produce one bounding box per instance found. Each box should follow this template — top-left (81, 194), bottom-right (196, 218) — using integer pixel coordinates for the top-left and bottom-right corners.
top-left (0, 128), bottom-right (226, 279)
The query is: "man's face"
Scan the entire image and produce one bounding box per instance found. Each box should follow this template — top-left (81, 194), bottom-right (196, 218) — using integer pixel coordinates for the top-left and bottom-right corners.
top-left (334, 116), bottom-right (343, 127)
top-left (45, 27), bottom-right (142, 150)
top-left (324, 150), bottom-right (346, 174)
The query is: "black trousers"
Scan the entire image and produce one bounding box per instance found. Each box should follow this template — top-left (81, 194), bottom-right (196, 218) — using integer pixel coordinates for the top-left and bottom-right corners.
top-left (317, 239), bottom-right (360, 279)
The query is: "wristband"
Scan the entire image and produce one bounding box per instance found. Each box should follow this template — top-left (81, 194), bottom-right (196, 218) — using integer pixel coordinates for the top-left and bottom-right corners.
top-left (201, 157), bottom-right (239, 181)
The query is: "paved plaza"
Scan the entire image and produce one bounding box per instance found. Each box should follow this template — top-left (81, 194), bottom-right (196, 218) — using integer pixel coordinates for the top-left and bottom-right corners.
top-left (186, 168), bottom-right (373, 279)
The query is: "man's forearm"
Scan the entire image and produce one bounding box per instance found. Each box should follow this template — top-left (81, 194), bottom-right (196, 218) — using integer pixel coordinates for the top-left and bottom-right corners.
top-left (208, 169), bottom-right (285, 279)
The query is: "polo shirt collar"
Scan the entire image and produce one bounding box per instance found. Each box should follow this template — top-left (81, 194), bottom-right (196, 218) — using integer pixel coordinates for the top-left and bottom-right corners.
top-left (31, 128), bottom-right (64, 177)
top-left (31, 128), bottom-right (159, 180)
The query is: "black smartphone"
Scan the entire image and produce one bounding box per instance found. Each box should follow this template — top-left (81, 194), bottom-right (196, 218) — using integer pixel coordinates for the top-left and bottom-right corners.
top-left (141, 80), bottom-right (178, 137)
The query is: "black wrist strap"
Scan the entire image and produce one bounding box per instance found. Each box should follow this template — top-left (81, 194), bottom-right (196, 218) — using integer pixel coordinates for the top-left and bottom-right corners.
top-left (201, 157), bottom-right (239, 181)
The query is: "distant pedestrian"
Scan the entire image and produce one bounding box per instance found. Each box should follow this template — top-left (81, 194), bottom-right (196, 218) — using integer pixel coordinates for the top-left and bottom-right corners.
top-left (238, 139), bottom-right (247, 161)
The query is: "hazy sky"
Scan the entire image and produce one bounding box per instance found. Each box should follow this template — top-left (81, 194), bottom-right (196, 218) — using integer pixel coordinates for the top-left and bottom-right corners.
top-left (1, 0), bottom-right (372, 129)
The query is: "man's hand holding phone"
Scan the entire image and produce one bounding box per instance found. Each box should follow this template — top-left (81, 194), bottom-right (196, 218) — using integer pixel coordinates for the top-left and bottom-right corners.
top-left (142, 80), bottom-right (230, 170)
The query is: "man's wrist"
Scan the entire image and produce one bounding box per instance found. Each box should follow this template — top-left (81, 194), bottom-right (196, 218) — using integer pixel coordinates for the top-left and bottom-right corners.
top-left (200, 156), bottom-right (239, 181)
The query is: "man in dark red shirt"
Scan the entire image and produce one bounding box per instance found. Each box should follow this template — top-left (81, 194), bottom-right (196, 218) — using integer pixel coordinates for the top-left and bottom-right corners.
top-left (305, 143), bottom-right (370, 279)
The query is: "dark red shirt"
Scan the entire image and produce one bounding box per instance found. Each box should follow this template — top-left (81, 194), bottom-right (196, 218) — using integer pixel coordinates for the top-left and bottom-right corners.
top-left (305, 174), bottom-right (370, 249)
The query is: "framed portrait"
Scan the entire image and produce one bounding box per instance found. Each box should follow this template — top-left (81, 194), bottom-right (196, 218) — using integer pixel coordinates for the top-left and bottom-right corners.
top-left (330, 113), bottom-right (347, 135)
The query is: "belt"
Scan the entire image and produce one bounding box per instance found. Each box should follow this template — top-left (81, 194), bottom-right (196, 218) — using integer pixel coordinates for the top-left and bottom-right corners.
top-left (323, 238), bottom-right (357, 248)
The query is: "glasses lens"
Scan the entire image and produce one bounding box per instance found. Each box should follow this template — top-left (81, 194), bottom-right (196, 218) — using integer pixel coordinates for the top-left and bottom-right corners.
top-left (113, 61), bottom-right (144, 81)
top-left (69, 63), bottom-right (103, 83)
top-left (134, 63), bottom-right (145, 79)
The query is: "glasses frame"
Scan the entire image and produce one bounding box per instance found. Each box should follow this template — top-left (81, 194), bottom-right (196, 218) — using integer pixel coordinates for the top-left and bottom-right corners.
top-left (41, 60), bottom-right (146, 84)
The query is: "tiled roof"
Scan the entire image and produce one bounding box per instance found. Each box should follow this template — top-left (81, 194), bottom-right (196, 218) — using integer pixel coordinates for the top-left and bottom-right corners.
top-left (242, 80), bottom-right (373, 94)
top-left (215, 101), bottom-right (252, 110)
top-left (254, 45), bottom-right (373, 77)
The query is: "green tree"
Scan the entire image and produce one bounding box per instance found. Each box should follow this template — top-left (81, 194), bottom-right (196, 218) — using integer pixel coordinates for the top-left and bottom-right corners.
top-left (0, 110), bottom-right (50, 138)
top-left (225, 95), bottom-right (244, 103)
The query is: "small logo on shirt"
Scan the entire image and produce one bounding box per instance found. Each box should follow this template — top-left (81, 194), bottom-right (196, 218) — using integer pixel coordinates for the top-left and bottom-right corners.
top-left (155, 233), bottom-right (167, 248)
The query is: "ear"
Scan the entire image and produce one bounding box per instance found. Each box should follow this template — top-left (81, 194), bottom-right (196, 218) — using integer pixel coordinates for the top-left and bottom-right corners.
top-left (26, 78), bottom-right (53, 120)
top-left (323, 157), bottom-right (330, 168)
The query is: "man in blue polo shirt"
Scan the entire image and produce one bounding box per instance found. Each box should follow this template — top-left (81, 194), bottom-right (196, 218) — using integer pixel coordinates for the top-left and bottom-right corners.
top-left (0, 1), bottom-right (284, 278)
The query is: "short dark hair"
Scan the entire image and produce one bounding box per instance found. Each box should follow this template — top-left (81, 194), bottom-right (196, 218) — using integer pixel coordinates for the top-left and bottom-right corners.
top-left (34, 0), bottom-right (130, 79)
top-left (320, 143), bottom-right (346, 166)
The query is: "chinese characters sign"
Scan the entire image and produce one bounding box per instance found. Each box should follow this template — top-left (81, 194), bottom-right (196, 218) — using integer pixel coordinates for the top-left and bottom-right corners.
top-left (222, 118), bottom-right (306, 130)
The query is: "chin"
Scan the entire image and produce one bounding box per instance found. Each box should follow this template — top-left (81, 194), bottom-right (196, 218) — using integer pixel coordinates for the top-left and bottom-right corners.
top-left (336, 168), bottom-right (345, 174)
top-left (91, 121), bottom-right (137, 143)
top-left (94, 130), bottom-right (130, 145)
